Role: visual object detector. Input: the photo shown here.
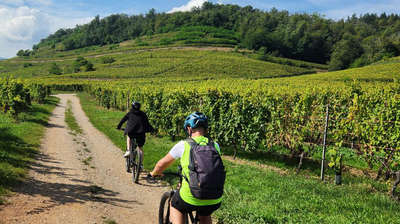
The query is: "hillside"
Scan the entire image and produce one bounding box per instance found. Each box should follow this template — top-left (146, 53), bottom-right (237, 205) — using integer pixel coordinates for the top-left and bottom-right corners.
top-left (2, 34), bottom-right (400, 224)
top-left (0, 45), bottom-right (321, 79)
top-left (19, 2), bottom-right (400, 71)
top-left (2, 1), bottom-right (400, 223)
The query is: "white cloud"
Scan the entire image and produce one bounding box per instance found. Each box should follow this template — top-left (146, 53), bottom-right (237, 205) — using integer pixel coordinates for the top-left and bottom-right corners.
top-left (0, 4), bottom-right (91, 58)
top-left (168, 0), bottom-right (208, 13)
top-left (0, 6), bottom-right (46, 43)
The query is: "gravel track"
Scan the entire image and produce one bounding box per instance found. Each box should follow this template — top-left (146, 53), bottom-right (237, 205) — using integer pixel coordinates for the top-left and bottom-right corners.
top-left (0, 94), bottom-right (167, 224)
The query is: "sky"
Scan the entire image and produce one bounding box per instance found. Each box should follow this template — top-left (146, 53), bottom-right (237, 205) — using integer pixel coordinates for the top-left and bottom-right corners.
top-left (1, 0), bottom-right (400, 58)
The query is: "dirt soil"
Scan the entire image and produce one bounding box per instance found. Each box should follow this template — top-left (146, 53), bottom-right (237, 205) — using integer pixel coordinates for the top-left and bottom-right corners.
top-left (0, 94), bottom-right (168, 224)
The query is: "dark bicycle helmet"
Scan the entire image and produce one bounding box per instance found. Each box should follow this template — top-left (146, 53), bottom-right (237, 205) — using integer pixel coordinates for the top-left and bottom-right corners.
top-left (183, 112), bottom-right (208, 130)
top-left (132, 101), bottom-right (141, 110)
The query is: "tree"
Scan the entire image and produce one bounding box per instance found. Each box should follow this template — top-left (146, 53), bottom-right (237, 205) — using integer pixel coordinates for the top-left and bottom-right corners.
top-left (84, 61), bottom-right (95, 71)
top-left (73, 56), bottom-right (87, 72)
top-left (49, 63), bottom-right (62, 75)
top-left (16, 49), bottom-right (31, 57)
top-left (329, 34), bottom-right (363, 71)
top-left (72, 57), bottom-right (95, 72)
top-left (100, 56), bottom-right (115, 64)
top-left (16, 50), bottom-right (25, 57)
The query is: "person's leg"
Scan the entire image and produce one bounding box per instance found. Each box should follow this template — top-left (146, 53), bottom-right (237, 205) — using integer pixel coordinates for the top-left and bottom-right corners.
top-left (124, 136), bottom-right (131, 157)
top-left (137, 146), bottom-right (144, 167)
top-left (169, 203), bottom-right (186, 224)
top-left (197, 203), bottom-right (220, 224)
top-left (137, 146), bottom-right (143, 155)
top-left (198, 215), bottom-right (212, 224)
top-left (127, 136), bottom-right (131, 150)
top-left (136, 134), bottom-right (145, 164)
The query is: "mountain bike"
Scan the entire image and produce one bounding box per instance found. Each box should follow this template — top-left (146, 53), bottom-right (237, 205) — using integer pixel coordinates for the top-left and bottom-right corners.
top-left (158, 166), bottom-right (199, 224)
top-left (121, 129), bottom-right (142, 184)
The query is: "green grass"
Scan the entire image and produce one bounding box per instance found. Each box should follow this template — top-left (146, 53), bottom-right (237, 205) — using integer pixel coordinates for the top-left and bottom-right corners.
top-left (78, 92), bottom-right (400, 224)
top-left (222, 144), bottom-right (370, 176)
top-left (82, 156), bottom-right (92, 166)
top-left (103, 218), bottom-right (117, 224)
top-left (0, 97), bottom-right (58, 203)
top-left (65, 100), bottom-right (83, 134)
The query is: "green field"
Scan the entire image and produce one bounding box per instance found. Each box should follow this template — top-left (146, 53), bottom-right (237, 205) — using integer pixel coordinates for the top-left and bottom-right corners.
top-left (1, 48), bottom-right (315, 79)
top-left (0, 97), bottom-right (58, 203)
top-left (1, 36), bottom-right (400, 223)
top-left (78, 92), bottom-right (400, 224)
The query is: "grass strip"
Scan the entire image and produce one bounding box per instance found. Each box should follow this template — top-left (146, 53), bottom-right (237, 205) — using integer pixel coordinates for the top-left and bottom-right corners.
top-left (0, 97), bottom-right (58, 203)
top-left (78, 92), bottom-right (400, 224)
top-left (65, 100), bottom-right (83, 134)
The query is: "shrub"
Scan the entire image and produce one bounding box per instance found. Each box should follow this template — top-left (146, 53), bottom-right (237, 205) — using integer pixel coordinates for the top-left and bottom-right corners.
top-left (100, 56), bottom-right (115, 64)
top-left (23, 63), bottom-right (33, 68)
top-left (49, 63), bottom-right (62, 75)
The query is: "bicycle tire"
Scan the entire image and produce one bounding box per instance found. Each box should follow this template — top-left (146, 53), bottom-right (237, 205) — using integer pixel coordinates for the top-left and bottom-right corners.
top-left (125, 156), bottom-right (130, 172)
top-left (188, 212), bottom-right (197, 224)
top-left (133, 148), bottom-right (142, 183)
top-left (159, 191), bottom-right (172, 224)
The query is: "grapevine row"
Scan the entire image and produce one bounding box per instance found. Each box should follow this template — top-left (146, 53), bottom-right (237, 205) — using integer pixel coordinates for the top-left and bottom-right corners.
top-left (0, 77), bottom-right (50, 116)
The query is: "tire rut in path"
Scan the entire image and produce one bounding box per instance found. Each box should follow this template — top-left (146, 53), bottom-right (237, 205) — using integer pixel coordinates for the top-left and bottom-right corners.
top-left (0, 94), bottom-right (168, 224)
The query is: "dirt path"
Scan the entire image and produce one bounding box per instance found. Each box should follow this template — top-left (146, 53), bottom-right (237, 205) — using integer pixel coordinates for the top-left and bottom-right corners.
top-left (0, 94), bottom-right (168, 224)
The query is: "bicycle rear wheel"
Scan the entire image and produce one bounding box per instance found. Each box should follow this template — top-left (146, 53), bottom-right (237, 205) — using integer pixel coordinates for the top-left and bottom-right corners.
top-left (132, 148), bottom-right (142, 183)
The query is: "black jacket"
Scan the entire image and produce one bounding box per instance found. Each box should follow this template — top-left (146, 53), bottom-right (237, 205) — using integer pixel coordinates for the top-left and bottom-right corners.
top-left (117, 109), bottom-right (155, 135)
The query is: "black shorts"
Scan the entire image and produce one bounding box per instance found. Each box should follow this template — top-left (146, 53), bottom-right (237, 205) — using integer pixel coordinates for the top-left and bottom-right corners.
top-left (128, 133), bottom-right (146, 147)
top-left (171, 191), bottom-right (221, 217)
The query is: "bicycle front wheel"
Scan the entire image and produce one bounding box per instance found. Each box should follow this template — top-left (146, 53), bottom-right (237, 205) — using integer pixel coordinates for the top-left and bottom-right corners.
top-left (159, 191), bottom-right (172, 224)
top-left (132, 149), bottom-right (142, 183)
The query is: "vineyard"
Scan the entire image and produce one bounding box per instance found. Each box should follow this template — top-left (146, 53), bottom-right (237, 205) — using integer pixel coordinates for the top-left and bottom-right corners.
top-left (1, 44), bottom-right (400, 222)
top-left (0, 77), bottom-right (50, 116)
top-left (0, 48), bottom-right (314, 79)
top-left (6, 53), bottom-right (394, 197)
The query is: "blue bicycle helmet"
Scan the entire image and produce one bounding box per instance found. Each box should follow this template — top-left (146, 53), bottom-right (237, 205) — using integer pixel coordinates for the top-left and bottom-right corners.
top-left (184, 112), bottom-right (208, 130)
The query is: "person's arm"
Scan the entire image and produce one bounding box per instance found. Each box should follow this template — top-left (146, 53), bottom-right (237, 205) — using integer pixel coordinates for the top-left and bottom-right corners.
top-left (150, 141), bottom-right (184, 177)
top-left (143, 112), bottom-right (155, 133)
top-left (117, 112), bottom-right (129, 129)
top-left (150, 154), bottom-right (175, 176)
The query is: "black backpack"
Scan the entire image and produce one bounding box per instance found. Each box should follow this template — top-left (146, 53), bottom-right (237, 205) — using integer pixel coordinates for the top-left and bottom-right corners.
top-left (183, 138), bottom-right (226, 200)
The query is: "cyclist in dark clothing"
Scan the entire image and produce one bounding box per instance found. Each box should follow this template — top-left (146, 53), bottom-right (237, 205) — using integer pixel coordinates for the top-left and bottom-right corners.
top-left (117, 101), bottom-right (155, 158)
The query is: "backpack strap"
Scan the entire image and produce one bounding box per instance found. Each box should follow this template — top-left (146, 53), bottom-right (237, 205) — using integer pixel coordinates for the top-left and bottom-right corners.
top-left (207, 138), bottom-right (214, 147)
top-left (185, 137), bottom-right (198, 149)
top-left (182, 138), bottom-right (197, 185)
top-left (186, 138), bottom-right (197, 172)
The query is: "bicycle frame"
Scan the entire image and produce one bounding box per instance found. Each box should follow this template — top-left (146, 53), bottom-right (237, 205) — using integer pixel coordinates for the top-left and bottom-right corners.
top-left (159, 166), bottom-right (199, 224)
top-left (121, 128), bottom-right (142, 183)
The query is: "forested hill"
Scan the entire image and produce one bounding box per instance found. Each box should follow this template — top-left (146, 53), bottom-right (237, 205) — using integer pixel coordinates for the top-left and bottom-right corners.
top-left (28, 2), bottom-right (400, 71)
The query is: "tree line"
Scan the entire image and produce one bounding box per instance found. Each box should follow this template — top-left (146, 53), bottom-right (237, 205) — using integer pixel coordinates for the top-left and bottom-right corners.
top-left (30, 2), bottom-right (400, 70)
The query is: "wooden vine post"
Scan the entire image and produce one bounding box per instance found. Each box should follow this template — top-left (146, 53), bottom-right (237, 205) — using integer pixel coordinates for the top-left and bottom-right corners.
top-left (391, 171), bottom-right (400, 200)
top-left (321, 104), bottom-right (330, 181)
